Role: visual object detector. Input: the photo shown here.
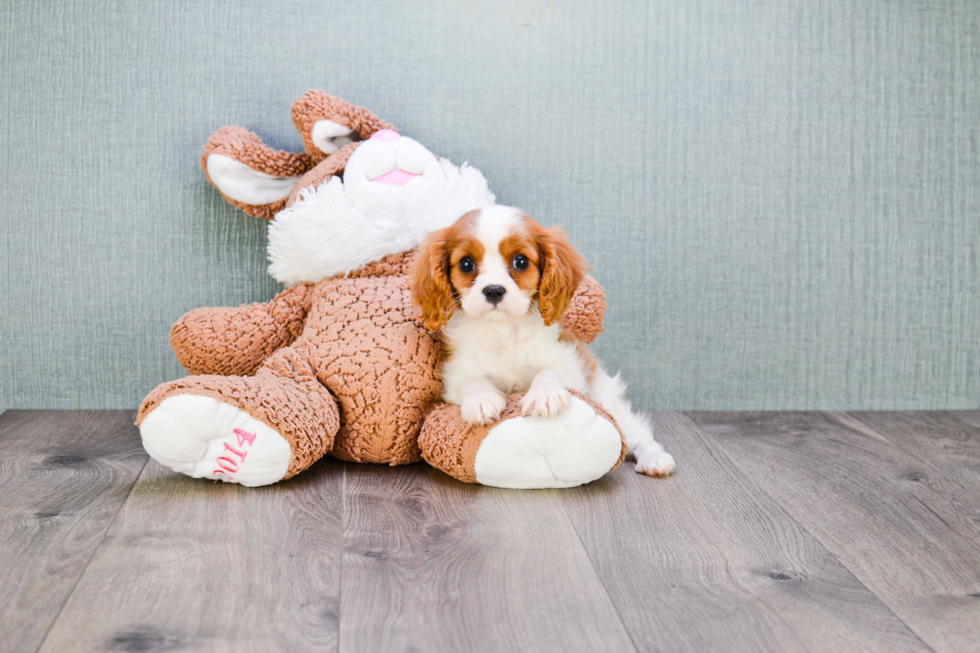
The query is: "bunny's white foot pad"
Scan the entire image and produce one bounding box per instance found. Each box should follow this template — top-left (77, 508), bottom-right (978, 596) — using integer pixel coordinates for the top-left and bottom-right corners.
top-left (140, 394), bottom-right (292, 487)
top-left (473, 397), bottom-right (623, 489)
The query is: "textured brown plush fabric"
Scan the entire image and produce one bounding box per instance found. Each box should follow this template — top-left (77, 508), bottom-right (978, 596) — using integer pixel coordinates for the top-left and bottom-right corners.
top-left (171, 283), bottom-right (314, 376)
top-left (418, 401), bottom-right (493, 484)
top-left (302, 272), bottom-right (443, 464)
top-left (419, 390), bottom-right (627, 484)
top-left (291, 89), bottom-right (397, 164)
top-left (344, 250), bottom-right (416, 279)
top-left (559, 274), bottom-right (606, 344)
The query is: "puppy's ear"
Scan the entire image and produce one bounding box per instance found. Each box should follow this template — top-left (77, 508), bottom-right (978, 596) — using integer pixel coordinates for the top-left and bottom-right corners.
top-left (532, 222), bottom-right (588, 326)
top-left (411, 228), bottom-right (457, 331)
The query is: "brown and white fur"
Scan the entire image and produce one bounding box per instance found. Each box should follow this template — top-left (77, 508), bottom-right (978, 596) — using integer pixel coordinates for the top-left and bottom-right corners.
top-left (411, 205), bottom-right (675, 476)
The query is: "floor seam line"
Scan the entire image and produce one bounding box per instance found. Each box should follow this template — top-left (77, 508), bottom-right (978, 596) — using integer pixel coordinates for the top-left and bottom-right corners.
top-left (556, 491), bottom-right (642, 653)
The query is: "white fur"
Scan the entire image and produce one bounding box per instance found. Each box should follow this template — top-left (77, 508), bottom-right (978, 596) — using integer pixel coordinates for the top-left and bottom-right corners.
top-left (519, 370), bottom-right (572, 418)
top-left (442, 207), bottom-right (676, 477)
top-left (458, 377), bottom-right (508, 425)
top-left (443, 312), bottom-right (587, 404)
top-left (268, 135), bottom-right (495, 285)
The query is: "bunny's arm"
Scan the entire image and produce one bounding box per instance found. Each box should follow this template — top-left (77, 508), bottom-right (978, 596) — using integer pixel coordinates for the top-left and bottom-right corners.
top-left (171, 283), bottom-right (315, 376)
top-left (559, 275), bottom-right (606, 344)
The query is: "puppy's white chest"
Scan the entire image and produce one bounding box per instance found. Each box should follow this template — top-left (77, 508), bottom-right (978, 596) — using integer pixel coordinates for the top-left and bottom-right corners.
top-left (483, 323), bottom-right (536, 354)
top-left (446, 314), bottom-right (571, 394)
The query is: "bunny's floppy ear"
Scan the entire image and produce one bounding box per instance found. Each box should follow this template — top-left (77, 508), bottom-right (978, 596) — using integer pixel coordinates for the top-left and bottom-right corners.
top-left (291, 90), bottom-right (397, 164)
top-left (201, 92), bottom-right (395, 219)
top-left (201, 126), bottom-right (313, 219)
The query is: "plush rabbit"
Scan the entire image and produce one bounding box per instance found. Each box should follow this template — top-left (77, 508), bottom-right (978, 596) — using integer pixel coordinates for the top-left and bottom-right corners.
top-left (137, 91), bottom-right (625, 488)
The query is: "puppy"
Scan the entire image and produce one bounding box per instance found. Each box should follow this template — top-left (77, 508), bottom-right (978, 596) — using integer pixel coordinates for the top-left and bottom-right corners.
top-left (410, 205), bottom-right (675, 476)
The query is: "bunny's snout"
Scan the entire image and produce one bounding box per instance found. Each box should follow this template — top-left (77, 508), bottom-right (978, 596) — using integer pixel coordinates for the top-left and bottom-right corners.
top-left (370, 129), bottom-right (401, 142)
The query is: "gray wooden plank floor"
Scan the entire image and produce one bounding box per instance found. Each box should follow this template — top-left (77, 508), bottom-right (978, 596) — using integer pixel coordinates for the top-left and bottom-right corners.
top-left (0, 411), bottom-right (147, 653)
top-left (340, 463), bottom-right (634, 653)
top-left (38, 454), bottom-right (344, 653)
top-left (687, 412), bottom-right (980, 653)
top-left (3, 410), bottom-right (980, 652)
top-left (558, 413), bottom-right (928, 653)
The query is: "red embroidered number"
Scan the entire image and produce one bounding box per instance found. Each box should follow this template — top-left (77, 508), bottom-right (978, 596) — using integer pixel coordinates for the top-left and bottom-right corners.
top-left (235, 428), bottom-right (256, 447)
top-left (223, 442), bottom-right (248, 462)
top-left (216, 456), bottom-right (239, 473)
top-left (212, 429), bottom-right (258, 480)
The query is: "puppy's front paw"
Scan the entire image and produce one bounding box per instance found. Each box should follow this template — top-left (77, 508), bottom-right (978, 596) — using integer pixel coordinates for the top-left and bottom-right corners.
top-left (519, 383), bottom-right (572, 418)
top-left (635, 446), bottom-right (676, 477)
top-left (461, 389), bottom-right (507, 426)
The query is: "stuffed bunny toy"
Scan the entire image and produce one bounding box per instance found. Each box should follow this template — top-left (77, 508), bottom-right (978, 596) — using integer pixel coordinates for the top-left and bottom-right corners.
top-left (137, 90), bottom-right (626, 488)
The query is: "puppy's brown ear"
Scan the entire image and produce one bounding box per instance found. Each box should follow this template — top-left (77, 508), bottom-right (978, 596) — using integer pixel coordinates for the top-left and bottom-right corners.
top-left (411, 228), bottom-right (457, 331)
top-left (532, 221), bottom-right (588, 326)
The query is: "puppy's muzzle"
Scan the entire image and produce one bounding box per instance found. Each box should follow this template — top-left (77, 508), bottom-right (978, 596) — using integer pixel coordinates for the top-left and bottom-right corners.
top-left (482, 285), bottom-right (506, 306)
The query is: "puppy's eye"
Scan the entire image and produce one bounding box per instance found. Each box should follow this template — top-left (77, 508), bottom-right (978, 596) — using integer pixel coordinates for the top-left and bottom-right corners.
top-left (512, 254), bottom-right (529, 271)
top-left (459, 257), bottom-right (476, 273)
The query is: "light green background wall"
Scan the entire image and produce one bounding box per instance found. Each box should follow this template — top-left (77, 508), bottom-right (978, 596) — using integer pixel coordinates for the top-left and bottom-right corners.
top-left (2, 0), bottom-right (978, 411)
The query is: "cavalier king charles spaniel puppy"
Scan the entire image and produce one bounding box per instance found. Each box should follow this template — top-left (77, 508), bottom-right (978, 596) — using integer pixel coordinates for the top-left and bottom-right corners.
top-left (410, 205), bottom-right (675, 476)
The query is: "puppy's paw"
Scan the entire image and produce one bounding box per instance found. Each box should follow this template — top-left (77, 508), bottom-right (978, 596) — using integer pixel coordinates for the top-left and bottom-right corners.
top-left (519, 382), bottom-right (572, 419)
top-left (635, 446), bottom-right (676, 477)
top-left (461, 389), bottom-right (507, 426)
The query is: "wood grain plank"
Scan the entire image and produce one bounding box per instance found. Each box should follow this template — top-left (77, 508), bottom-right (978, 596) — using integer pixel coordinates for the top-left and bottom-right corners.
top-left (688, 411), bottom-right (980, 653)
top-left (0, 410), bottom-right (146, 653)
top-left (844, 411), bottom-right (980, 498)
top-left (340, 462), bottom-right (636, 653)
top-left (946, 410), bottom-right (980, 476)
top-left (949, 411), bottom-right (980, 431)
top-left (560, 412), bottom-right (929, 653)
top-left (37, 457), bottom-right (344, 653)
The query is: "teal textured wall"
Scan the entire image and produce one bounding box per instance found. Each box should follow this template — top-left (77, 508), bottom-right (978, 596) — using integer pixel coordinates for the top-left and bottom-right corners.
top-left (2, 0), bottom-right (978, 411)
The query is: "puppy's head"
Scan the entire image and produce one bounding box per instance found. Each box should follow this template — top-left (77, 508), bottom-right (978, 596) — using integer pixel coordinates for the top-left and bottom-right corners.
top-left (410, 205), bottom-right (587, 330)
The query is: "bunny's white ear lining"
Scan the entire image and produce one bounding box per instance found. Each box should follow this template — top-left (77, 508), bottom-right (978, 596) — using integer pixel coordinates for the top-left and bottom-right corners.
top-left (206, 154), bottom-right (301, 205)
top-left (311, 119), bottom-right (360, 154)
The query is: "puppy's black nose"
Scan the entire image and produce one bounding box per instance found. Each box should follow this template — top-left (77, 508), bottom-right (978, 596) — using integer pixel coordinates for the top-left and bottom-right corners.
top-left (482, 285), bottom-right (506, 305)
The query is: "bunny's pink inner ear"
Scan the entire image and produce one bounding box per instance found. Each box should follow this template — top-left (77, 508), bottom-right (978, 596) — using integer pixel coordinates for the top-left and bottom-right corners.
top-left (206, 154), bottom-right (302, 206)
